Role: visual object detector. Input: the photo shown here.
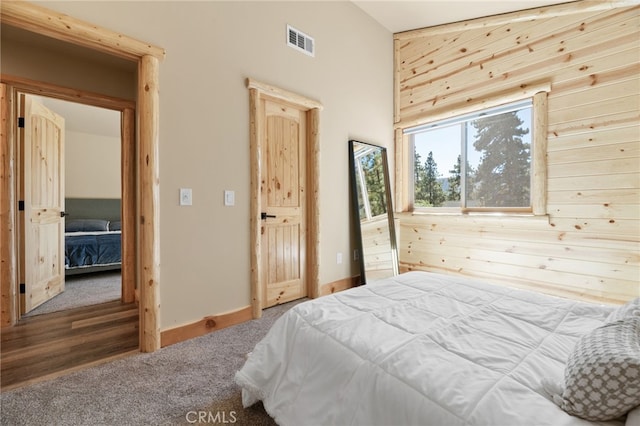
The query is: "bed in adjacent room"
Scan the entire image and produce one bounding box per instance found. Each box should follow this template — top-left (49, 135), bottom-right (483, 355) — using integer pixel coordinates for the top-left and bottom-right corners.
top-left (64, 218), bottom-right (122, 275)
top-left (235, 271), bottom-right (640, 426)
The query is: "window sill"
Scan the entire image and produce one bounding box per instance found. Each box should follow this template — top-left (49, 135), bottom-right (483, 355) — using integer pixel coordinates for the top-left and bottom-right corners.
top-left (397, 210), bottom-right (550, 223)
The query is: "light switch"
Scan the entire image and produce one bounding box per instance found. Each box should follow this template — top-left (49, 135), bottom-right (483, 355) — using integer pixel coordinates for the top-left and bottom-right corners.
top-left (224, 190), bottom-right (235, 206)
top-left (179, 188), bottom-right (192, 206)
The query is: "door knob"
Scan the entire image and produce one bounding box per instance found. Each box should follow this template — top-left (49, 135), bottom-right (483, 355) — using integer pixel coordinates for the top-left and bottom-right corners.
top-left (261, 212), bottom-right (276, 220)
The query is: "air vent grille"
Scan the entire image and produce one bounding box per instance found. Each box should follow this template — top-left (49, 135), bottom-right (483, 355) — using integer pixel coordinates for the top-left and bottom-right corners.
top-left (287, 25), bottom-right (314, 57)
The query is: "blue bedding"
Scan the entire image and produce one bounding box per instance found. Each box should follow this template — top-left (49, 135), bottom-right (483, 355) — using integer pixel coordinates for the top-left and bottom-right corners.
top-left (65, 231), bottom-right (121, 270)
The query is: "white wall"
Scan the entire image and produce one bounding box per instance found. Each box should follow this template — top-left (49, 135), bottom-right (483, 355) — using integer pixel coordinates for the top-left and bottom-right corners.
top-left (65, 130), bottom-right (120, 199)
top-left (29, 1), bottom-right (394, 329)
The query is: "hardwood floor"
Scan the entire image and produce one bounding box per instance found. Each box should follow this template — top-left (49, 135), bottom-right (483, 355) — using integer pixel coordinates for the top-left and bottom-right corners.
top-left (1, 301), bottom-right (139, 391)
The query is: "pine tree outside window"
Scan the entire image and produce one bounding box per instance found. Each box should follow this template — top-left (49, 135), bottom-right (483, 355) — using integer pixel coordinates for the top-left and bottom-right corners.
top-left (406, 99), bottom-right (533, 212)
top-left (354, 146), bottom-right (388, 220)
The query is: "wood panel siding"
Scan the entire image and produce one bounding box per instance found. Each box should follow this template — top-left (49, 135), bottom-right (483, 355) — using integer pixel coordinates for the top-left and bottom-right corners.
top-left (361, 216), bottom-right (394, 272)
top-left (394, 4), bottom-right (639, 304)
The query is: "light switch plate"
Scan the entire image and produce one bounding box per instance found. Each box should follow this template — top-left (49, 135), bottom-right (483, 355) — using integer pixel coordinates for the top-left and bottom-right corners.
top-left (224, 190), bottom-right (235, 206)
top-left (180, 188), bottom-right (192, 206)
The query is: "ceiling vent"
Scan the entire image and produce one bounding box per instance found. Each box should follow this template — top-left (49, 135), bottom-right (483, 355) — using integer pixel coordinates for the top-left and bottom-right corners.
top-left (287, 25), bottom-right (314, 57)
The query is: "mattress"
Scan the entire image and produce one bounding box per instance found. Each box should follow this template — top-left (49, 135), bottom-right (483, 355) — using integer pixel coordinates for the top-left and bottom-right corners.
top-left (235, 271), bottom-right (625, 426)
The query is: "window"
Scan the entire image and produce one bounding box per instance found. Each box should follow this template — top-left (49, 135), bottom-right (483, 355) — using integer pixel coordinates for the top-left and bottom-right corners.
top-left (405, 99), bottom-right (533, 211)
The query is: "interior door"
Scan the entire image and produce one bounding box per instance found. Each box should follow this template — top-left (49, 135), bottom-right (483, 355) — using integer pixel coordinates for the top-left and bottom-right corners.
top-left (21, 95), bottom-right (66, 313)
top-left (260, 98), bottom-right (307, 308)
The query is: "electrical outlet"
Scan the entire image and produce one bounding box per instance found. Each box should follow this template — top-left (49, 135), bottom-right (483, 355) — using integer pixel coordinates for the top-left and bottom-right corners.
top-left (179, 188), bottom-right (192, 206)
top-left (353, 249), bottom-right (359, 261)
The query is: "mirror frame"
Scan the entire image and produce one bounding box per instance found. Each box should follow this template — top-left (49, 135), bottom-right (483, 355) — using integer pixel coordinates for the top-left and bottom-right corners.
top-left (348, 140), bottom-right (399, 285)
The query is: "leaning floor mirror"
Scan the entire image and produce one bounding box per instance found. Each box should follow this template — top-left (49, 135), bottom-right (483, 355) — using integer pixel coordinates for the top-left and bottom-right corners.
top-left (349, 140), bottom-right (399, 284)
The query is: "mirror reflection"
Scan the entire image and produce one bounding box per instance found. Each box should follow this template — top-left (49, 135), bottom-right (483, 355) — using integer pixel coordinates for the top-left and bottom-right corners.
top-left (349, 140), bottom-right (399, 284)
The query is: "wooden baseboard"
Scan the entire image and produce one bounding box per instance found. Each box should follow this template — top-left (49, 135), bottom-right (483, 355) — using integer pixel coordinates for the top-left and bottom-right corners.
top-left (160, 306), bottom-right (253, 348)
top-left (161, 277), bottom-right (360, 348)
top-left (319, 276), bottom-right (360, 296)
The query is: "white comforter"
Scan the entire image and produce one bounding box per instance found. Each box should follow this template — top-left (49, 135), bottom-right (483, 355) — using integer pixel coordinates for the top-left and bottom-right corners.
top-left (235, 271), bottom-right (622, 426)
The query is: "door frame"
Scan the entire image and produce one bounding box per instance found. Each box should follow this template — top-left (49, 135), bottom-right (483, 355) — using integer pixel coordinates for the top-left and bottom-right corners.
top-left (0, 2), bottom-right (164, 352)
top-left (247, 78), bottom-right (322, 318)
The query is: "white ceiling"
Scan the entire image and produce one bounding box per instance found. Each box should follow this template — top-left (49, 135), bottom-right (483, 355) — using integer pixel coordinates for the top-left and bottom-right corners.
top-left (352, 0), bottom-right (577, 33)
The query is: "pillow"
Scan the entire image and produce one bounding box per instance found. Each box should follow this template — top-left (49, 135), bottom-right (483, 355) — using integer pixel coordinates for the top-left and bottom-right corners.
top-left (65, 219), bottom-right (109, 232)
top-left (627, 406), bottom-right (640, 426)
top-left (553, 317), bottom-right (640, 421)
top-left (607, 298), bottom-right (640, 323)
top-left (109, 221), bottom-right (122, 231)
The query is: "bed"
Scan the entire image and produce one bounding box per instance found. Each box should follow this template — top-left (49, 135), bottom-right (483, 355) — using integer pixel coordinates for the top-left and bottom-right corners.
top-left (235, 271), bottom-right (640, 426)
top-left (64, 218), bottom-right (122, 275)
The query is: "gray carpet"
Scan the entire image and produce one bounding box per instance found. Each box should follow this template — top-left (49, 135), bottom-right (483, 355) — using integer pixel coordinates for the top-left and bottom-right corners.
top-left (0, 299), bottom-right (303, 426)
top-left (23, 271), bottom-right (121, 317)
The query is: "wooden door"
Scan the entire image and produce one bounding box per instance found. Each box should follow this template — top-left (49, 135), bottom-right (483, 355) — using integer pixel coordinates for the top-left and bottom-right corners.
top-left (260, 98), bottom-right (307, 308)
top-left (22, 96), bottom-right (66, 313)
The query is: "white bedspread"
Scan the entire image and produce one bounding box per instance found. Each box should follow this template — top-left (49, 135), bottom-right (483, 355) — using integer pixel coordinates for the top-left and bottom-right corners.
top-left (235, 271), bottom-right (623, 426)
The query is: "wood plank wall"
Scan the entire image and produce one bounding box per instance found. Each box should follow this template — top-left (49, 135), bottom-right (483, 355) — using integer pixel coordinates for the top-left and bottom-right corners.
top-left (394, 3), bottom-right (639, 304)
top-left (361, 216), bottom-right (394, 271)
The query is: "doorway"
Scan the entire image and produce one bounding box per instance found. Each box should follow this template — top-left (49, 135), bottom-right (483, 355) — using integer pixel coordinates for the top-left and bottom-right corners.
top-left (0, 87), bottom-right (138, 390)
top-left (260, 96), bottom-right (308, 308)
top-left (8, 88), bottom-right (136, 319)
top-left (19, 95), bottom-right (125, 318)
top-left (247, 79), bottom-right (322, 318)
top-left (0, 1), bottom-right (163, 352)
